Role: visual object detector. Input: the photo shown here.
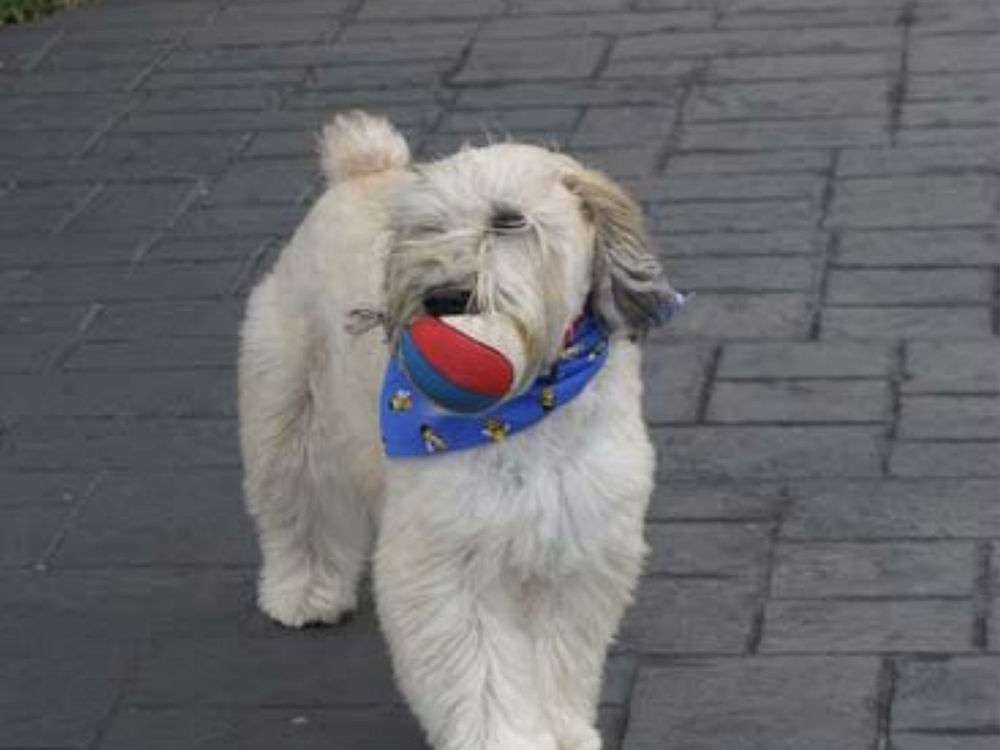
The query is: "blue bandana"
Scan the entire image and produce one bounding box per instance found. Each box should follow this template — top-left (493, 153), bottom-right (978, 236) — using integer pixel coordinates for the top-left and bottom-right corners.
top-left (381, 313), bottom-right (609, 457)
top-left (379, 293), bottom-right (689, 458)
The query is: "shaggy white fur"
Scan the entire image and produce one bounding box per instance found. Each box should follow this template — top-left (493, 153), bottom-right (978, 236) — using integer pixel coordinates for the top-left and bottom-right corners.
top-left (238, 112), bottom-right (676, 750)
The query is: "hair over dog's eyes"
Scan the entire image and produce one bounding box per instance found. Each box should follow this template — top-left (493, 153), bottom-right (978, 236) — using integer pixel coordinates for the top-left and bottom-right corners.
top-left (490, 208), bottom-right (528, 233)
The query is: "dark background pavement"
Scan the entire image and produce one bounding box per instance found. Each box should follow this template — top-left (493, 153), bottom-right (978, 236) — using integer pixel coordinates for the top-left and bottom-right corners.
top-left (0, 0), bottom-right (998, 747)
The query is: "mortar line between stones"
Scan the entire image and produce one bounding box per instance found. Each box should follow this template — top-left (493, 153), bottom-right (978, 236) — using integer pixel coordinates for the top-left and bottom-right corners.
top-left (880, 338), bottom-right (906, 476)
top-left (808, 149), bottom-right (841, 340)
top-left (972, 541), bottom-right (994, 650)
top-left (693, 344), bottom-right (722, 424)
top-left (655, 58), bottom-right (708, 175)
top-left (44, 301), bottom-right (103, 374)
top-left (24, 27), bottom-right (64, 71)
top-left (874, 656), bottom-right (898, 750)
top-left (887, 0), bottom-right (917, 144)
top-left (34, 470), bottom-right (107, 571)
top-left (744, 486), bottom-right (793, 654)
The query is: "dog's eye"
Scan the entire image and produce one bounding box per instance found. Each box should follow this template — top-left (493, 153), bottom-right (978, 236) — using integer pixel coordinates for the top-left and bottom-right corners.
top-left (490, 209), bottom-right (527, 233)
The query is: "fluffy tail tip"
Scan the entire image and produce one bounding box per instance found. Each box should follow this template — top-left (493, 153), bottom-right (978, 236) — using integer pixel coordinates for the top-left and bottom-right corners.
top-left (320, 111), bottom-right (411, 182)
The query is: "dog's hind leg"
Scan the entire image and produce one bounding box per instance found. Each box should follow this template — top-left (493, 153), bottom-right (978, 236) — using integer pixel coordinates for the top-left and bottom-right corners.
top-left (239, 275), bottom-right (371, 628)
top-left (375, 523), bottom-right (557, 750)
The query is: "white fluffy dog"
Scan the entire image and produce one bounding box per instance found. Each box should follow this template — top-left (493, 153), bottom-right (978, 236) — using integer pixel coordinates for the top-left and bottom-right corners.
top-left (238, 111), bottom-right (678, 750)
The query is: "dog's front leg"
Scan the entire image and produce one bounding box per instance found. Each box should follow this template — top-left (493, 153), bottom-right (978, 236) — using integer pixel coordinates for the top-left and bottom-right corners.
top-left (375, 522), bottom-right (557, 750)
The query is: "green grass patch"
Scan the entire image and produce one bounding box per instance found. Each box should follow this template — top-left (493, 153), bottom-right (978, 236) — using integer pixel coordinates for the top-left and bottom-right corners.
top-left (1, 0), bottom-right (86, 27)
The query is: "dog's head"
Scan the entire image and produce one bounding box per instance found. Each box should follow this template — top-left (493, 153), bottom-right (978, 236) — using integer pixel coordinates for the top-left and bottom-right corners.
top-left (382, 138), bottom-right (676, 389)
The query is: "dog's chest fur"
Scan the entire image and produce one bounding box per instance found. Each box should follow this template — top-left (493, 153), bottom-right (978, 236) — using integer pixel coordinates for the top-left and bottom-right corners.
top-left (381, 340), bottom-right (654, 578)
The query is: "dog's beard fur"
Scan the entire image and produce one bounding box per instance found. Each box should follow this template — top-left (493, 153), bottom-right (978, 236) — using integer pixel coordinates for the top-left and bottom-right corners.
top-left (382, 147), bottom-right (594, 390)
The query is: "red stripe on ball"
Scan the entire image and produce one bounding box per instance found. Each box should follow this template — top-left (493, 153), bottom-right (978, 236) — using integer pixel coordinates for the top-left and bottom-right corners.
top-left (410, 316), bottom-right (513, 396)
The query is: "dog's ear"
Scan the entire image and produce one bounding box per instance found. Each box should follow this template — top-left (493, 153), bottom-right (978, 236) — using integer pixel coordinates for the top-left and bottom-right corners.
top-left (563, 169), bottom-right (677, 338)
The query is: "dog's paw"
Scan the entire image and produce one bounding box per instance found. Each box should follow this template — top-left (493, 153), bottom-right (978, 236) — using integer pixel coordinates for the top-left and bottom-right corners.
top-left (556, 723), bottom-right (601, 750)
top-left (257, 565), bottom-right (356, 628)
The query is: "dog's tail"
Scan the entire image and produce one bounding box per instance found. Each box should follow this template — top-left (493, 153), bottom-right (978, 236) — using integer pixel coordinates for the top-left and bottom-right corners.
top-left (320, 111), bottom-right (411, 183)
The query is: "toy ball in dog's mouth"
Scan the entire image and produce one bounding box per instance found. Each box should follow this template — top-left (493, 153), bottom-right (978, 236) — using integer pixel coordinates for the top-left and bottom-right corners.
top-left (399, 313), bottom-right (527, 414)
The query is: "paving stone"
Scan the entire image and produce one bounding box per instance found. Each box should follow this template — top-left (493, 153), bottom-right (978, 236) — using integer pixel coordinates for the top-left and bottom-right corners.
top-left (86, 300), bottom-right (243, 339)
top-left (890, 442), bottom-right (1000, 478)
top-left (665, 256), bottom-right (816, 292)
top-left (645, 521), bottom-right (771, 577)
top-left (708, 51), bottom-right (897, 81)
top-left (690, 79), bottom-right (889, 121)
top-left (782, 479), bottom-right (1000, 539)
top-left (772, 541), bottom-right (977, 598)
top-left (0, 333), bottom-right (66, 373)
top-left (0, 634), bottom-right (130, 748)
top-left (358, 0), bottom-right (503, 19)
top-left (207, 158), bottom-right (318, 206)
top-left (647, 481), bottom-right (787, 521)
top-left (904, 341), bottom-right (1000, 393)
top-left (0, 569), bottom-right (253, 640)
top-left (829, 175), bottom-right (999, 228)
top-left (619, 577), bottom-right (757, 652)
top-left (131, 632), bottom-right (399, 706)
top-left (899, 396), bottom-right (1000, 439)
top-left (173, 206), bottom-right (302, 237)
top-left (908, 71), bottom-right (1000, 101)
top-left (54, 470), bottom-right (254, 566)
top-left (623, 657), bottom-right (880, 750)
top-left (1, 417), bottom-right (239, 469)
top-left (665, 150), bottom-right (830, 175)
top-left (98, 707), bottom-right (429, 750)
top-left (340, 20), bottom-right (478, 42)
top-left (653, 426), bottom-right (883, 479)
top-left (454, 38), bottom-right (606, 83)
top-left (893, 657), bottom-right (1000, 731)
top-left (484, 10), bottom-right (711, 39)
top-left (0, 471), bottom-right (94, 508)
top-left (664, 293), bottom-right (811, 339)
top-left (911, 34), bottom-right (1000, 73)
top-left (573, 106), bottom-right (675, 147)
top-left (89, 131), bottom-right (248, 174)
top-left (635, 174), bottom-right (824, 202)
top-left (681, 117), bottom-right (889, 150)
top-left (570, 144), bottom-right (661, 177)
top-left (612, 27), bottom-right (899, 59)
top-left (456, 81), bottom-right (677, 109)
top-left (142, 68), bottom-right (304, 90)
top-left (661, 230), bottom-right (820, 257)
top-left (642, 341), bottom-right (714, 423)
top-left (837, 145), bottom-right (1000, 177)
top-left (707, 380), bottom-right (891, 423)
top-left (821, 307), bottom-right (995, 339)
top-left (896, 125), bottom-right (1000, 148)
top-left (649, 197), bottom-right (818, 232)
top-left (904, 100), bottom-right (1000, 129)
top-left (718, 342), bottom-right (894, 379)
top-left (826, 269), bottom-right (994, 305)
top-left (439, 107), bottom-right (580, 137)
top-left (599, 56), bottom-right (704, 80)
top-left (720, 5), bottom-right (900, 29)
top-left (762, 599), bottom-right (974, 652)
top-left (0, 303), bottom-right (91, 335)
top-left (892, 735), bottom-right (1000, 750)
top-left (0, 505), bottom-right (67, 567)
top-left (64, 337), bottom-right (237, 371)
top-left (837, 228), bottom-right (999, 266)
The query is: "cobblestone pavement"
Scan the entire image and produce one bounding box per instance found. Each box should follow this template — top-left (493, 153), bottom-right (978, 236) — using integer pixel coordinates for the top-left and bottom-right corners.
top-left (1, 0), bottom-right (999, 748)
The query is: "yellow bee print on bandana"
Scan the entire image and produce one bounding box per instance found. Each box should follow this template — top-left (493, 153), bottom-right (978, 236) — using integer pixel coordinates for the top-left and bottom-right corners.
top-left (481, 419), bottom-right (510, 443)
top-left (389, 388), bottom-right (413, 412)
top-left (420, 424), bottom-right (447, 453)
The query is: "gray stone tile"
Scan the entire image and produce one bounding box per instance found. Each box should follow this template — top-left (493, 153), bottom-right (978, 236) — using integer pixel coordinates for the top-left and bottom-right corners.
top-left (0, 505), bottom-right (67, 567)
top-left (821, 307), bottom-right (995, 340)
top-left (665, 150), bottom-right (830, 175)
top-left (828, 176), bottom-right (999, 228)
top-left (708, 51), bottom-right (897, 81)
top-left (783, 479), bottom-right (1000, 539)
top-left (890, 442), bottom-right (1000, 478)
top-left (894, 657), bottom-right (1000, 731)
top-left (647, 481), bottom-right (787, 521)
top-left (64, 337), bottom-right (237, 371)
top-left (682, 117), bottom-right (889, 150)
top-left (772, 541), bottom-right (977, 598)
top-left (98, 707), bottom-right (428, 750)
top-left (661, 230), bottom-right (820, 257)
top-left (131, 633), bottom-right (399, 706)
top-left (645, 521), bottom-right (771, 577)
top-left (637, 173), bottom-right (824, 202)
top-left (892, 735), bottom-right (1000, 750)
top-left (664, 293), bottom-right (812, 339)
top-left (762, 599), bottom-right (973, 652)
top-left (612, 27), bottom-right (899, 59)
top-left (899, 396), bottom-right (1000, 439)
top-left (0, 471), bottom-right (95, 508)
top-left (207, 158), bottom-right (318, 206)
top-left (689, 79), bottom-right (888, 121)
top-left (484, 10), bottom-right (711, 38)
top-left (911, 33), bottom-right (1000, 73)
top-left (904, 342), bottom-right (1000, 394)
top-left (623, 657), bottom-right (880, 750)
top-left (454, 38), bottom-right (606, 83)
top-left (707, 380), bottom-right (890, 423)
top-left (654, 426), bottom-right (883, 479)
top-left (718, 342), bottom-right (894, 379)
top-left (86, 300), bottom-right (244, 339)
top-left (573, 106), bottom-right (675, 147)
top-left (837, 228), bottom-right (999, 266)
top-left (54, 470), bottom-right (255, 566)
top-left (837, 145), bottom-right (1000, 177)
top-left (665, 256), bottom-right (816, 291)
top-left (619, 577), bottom-right (757, 653)
top-left (642, 341), bottom-right (714, 423)
top-left (650, 198), bottom-right (817, 232)
top-left (827, 269), bottom-right (994, 305)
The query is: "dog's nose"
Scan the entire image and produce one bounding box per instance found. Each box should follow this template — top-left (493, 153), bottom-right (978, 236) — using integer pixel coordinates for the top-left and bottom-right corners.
top-left (423, 288), bottom-right (473, 317)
